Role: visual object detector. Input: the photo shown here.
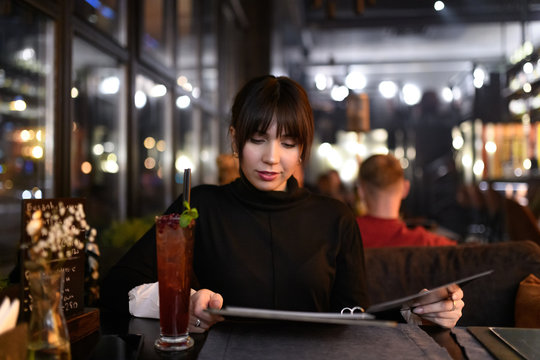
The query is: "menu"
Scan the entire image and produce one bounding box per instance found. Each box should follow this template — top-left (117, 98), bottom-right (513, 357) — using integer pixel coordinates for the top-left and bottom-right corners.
top-left (206, 270), bottom-right (494, 326)
top-left (20, 198), bottom-right (86, 319)
top-left (205, 307), bottom-right (396, 327)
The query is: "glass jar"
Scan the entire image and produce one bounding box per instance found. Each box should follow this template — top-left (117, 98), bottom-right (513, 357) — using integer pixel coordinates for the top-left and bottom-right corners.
top-left (26, 270), bottom-right (71, 360)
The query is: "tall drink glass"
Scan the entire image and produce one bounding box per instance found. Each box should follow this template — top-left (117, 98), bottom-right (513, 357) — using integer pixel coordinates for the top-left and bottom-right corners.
top-left (154, 214), bottom-right (194, 352)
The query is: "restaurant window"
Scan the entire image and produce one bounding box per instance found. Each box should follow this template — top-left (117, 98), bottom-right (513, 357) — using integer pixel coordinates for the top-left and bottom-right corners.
top-left (0, 3), bottom-right (55, 277)
top-left (71, 37), bottom-right (126, 233)
top-left (199, 0), bottom-right (219, 184)
top-left (175, 0), bottom-right (199, 188)
top-left (176, 0), bottom-right (198, 90)
top-left (200, 0), bottom-right (218, 109)
top-left (74, 0), bottom-right (127, 46)
top-left (133, 74), bottom-right (171, 217)
top-left (141, 0), bottom-right (173, 67)
top-left (175, 0), bottom-right (219, 185)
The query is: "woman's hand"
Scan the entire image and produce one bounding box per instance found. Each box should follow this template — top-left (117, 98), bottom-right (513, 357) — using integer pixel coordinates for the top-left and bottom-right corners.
top-left (188, 289), bottom-right (225, 333)
top-left (401, 284), bottom-right (464, 329)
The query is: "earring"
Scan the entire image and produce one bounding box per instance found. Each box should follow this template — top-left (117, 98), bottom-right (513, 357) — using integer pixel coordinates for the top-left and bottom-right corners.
top-left (233, 151), bottom-right (238, 158)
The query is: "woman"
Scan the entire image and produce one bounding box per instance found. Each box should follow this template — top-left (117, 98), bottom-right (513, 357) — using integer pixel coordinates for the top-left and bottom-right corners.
top-left (101, 75), bottom-right (463, 332)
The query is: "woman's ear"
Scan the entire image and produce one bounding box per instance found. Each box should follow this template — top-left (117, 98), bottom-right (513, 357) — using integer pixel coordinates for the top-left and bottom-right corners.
top-left (229, 127), bottom-right (238, 154)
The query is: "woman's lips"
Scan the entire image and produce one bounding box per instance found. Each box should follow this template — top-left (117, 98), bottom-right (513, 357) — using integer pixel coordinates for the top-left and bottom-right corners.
top-left (257, 171), bottom-right (278, 181)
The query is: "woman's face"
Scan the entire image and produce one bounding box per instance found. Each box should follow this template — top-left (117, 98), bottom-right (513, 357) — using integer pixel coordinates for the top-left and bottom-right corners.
top-left (239, 121), bottom-right (301, 192)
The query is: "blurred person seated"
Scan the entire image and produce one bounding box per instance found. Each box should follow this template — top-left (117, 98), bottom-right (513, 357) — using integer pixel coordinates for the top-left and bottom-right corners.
top-left (316, 169), bottom-right (355, 208)
top-left (357, 154), bottom-right (457, 248)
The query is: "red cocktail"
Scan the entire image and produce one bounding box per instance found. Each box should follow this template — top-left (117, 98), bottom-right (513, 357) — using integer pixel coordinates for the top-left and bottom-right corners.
top-left (154, 214), bottom-right (194, 351)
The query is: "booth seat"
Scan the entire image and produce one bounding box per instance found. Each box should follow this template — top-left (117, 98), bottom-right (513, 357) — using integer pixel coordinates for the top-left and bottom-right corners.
top-left (364, 240), bottom-right (540, 327)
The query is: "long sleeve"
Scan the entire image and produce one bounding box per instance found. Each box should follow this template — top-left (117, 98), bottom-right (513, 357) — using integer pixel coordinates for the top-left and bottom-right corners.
top-left (331, 211), bottom-right (370, 311)
top-left (101, 176), bottom-right (370, 314)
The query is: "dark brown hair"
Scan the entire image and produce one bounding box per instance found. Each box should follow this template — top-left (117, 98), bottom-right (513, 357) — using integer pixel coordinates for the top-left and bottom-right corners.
top-left (230, 75), bottom-right (314, 162)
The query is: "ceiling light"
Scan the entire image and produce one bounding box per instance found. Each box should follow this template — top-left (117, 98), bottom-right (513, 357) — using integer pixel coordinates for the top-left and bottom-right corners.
top-left (434, 1), bottom-right (445, 11)
top-left (330, 85), bottom-right (349, 102)
top-left (402, 84), bottom-right (421, 106)
top-left (473, 160), bottom-right (484, 176)
top-left (175, 155), bottom-right (195, 172)
top-left (473, 67), bottom-right (485, 82)
top-left (441, 87), bottom-right (453, 103)
top-left (344, 71), bottom-right (367, 91)
top-left (176, 95), bottom-right (191, 109)
top-left (315, 73), bottom-right (330, 91)
top-left (99, 76), bottom-right (120, 95)
top-left (378, 81), bottom-right (398, 99)
top-left (485, 141), bottom-right (497, 154)
top-left (473, 67), bottom-right (486, 89)
top-left (134, 90), bottom-right (147, 109)
top-left (149, 84), bottom-right (167, 97)
top-left (10, 98), bottom-right (26, 111)
top-left (177, 75), bottom-right (188, 86)
top-left (523, 62), bottom-right (533, 74)
top-left (93, 144), bottom-right (104, 155)
top-left (452, 135), bottom-right (464, 150)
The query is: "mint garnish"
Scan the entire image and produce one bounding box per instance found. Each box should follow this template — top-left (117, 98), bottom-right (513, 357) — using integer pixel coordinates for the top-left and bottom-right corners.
top-left (179, 201), bottom-right (199, 228)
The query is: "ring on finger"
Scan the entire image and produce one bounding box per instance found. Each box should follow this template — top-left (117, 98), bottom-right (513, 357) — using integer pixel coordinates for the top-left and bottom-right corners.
top-left (195, 318), bottom-right (201, 327)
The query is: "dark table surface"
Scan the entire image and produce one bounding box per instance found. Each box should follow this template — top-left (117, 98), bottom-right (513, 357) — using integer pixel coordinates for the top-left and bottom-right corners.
top-left (70, 310), bottom-right (500, 360)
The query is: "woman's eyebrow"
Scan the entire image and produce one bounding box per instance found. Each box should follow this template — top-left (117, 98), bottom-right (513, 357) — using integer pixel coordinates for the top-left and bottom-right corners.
top-left (280, 133), bottom-right (296, 139)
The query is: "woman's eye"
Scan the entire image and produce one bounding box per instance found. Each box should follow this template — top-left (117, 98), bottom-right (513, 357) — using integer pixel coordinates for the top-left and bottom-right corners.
top-left (249, 138), bottom-right (264, 144)
top-left (282, 142), bottom-right (297, 148)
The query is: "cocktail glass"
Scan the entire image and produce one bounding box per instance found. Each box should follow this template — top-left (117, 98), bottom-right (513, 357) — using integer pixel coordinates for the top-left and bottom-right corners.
top-left (154, 214), bottom-right (194, 352)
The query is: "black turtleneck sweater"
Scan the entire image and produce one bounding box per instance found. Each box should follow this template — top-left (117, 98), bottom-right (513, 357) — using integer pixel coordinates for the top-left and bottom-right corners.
top-left (100, 175), bottom-right (369, 314)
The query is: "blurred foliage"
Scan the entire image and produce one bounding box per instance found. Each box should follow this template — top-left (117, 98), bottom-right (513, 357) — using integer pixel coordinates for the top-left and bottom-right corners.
top-left (100, 216), bottom-right (154, 248)
top-left (0, 278), bottom-right (7, 292)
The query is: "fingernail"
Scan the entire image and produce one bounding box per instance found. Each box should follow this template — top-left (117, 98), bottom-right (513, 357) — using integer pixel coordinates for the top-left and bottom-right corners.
top-left (413, 307), bottom-right (424, 314)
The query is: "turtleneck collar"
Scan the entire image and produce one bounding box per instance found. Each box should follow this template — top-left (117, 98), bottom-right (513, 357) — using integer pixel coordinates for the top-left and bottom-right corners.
top-left (228, 170), bottom-right (310, 211)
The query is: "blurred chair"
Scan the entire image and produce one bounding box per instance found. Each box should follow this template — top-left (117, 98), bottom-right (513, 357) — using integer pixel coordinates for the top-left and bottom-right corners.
top-left (504, 197), bottom-right (540, 244)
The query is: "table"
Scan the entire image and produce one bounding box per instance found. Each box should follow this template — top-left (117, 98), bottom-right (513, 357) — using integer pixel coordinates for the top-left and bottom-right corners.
top-left (71, 311), bottom-right (496, 360)
top-left (199, 321), bottom-right (452, 360)
top-left (465, 326), bottom-right (540, 360)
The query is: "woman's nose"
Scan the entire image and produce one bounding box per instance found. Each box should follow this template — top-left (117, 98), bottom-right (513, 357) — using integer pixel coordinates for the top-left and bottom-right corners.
top-left (262, 141), bottom-right (279, 164)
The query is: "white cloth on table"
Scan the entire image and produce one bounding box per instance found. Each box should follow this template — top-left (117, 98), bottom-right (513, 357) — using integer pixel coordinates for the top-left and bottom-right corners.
top-left (128, 282), bottom-right (159, 319)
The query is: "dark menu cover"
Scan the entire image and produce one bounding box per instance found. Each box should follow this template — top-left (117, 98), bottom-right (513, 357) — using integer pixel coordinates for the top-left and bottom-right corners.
top-left (366, 269), bottom-right (494, 313)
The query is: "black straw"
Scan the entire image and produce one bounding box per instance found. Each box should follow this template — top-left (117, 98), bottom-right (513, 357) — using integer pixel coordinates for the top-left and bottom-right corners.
top-left (183, 168), bottom-right (191, 209)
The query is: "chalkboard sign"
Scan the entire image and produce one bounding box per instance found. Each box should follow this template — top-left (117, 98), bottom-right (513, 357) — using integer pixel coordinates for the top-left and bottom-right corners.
top-left (20, 198), bottom-right (87, 320)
